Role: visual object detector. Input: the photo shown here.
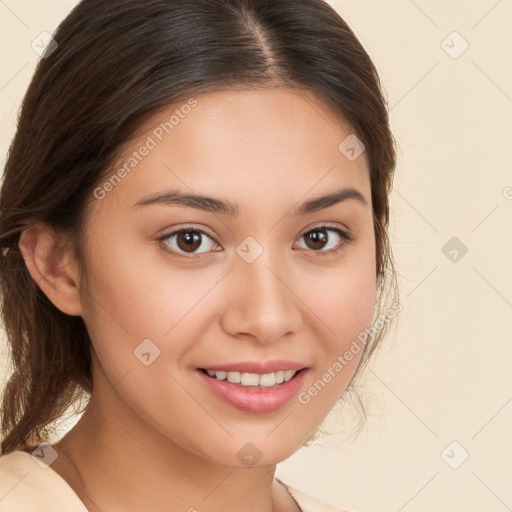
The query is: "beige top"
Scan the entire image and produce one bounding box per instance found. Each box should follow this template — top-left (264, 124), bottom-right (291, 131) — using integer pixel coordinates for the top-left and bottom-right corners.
top-left (0, 450), bottom-right (356, 512)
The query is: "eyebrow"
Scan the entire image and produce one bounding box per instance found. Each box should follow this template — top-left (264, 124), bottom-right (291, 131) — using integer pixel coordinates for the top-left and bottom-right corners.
top-left (132, 186), bottom-right (368, 216)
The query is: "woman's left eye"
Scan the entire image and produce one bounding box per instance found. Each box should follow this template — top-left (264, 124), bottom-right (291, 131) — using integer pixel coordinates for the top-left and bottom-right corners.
top-left (295, 226), bottom-right (353, 255)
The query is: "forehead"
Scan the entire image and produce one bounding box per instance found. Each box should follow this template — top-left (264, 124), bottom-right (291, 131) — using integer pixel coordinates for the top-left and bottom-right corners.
top-left (97, 87), bottom-right (371, 214)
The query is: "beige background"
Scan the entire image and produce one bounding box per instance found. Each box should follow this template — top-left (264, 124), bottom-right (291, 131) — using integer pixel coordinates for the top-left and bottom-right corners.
top-left (1, 1), bottom-right (511, 511)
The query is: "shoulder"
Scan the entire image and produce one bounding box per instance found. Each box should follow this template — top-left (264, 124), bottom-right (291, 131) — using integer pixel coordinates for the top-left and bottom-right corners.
top-left (276, 478), bottom-right (360, 512)
top-left (0, 449), bottom-right (87, 511)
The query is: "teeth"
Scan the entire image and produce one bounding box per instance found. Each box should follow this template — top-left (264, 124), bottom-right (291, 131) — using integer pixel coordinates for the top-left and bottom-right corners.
top-left (227, 371), bottom-right (241, 384)
top-left (205, 369), bottom-right (298, 386)
top-left (241, 372), bottom-right (260, 386)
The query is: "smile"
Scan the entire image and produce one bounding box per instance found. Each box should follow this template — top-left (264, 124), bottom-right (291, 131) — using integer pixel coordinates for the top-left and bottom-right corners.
top-left (196, 367), bottom-right (308, 413)
top-left (200, 369), bottom-right (298, 387)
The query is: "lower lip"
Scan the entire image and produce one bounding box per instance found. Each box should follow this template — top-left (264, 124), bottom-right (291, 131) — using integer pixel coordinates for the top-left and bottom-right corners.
top-left (196, 369), bottom-right (308, 413)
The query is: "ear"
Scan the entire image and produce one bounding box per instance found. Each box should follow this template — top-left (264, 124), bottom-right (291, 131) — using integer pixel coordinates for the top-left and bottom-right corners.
top-left (18, 223), bottom-right (83, 316)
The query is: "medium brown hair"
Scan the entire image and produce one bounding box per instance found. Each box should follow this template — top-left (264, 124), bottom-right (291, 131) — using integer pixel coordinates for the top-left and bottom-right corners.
top-left (0, 0), bottom-right (399, 454)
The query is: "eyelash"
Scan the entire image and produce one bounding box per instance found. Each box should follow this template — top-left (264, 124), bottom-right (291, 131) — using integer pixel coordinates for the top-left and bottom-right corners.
top-left (156, 223), bottom-right (354, 259)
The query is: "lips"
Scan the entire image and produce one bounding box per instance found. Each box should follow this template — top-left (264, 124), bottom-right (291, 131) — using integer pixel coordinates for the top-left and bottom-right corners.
top-left (196, 366), bottom-right (309, 413)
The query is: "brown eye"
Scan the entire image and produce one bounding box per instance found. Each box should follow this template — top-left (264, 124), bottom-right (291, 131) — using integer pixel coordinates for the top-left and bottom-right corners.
top-left (160, 228), bottom-right (218, 256)
top-left (295, 226), bottom-right (352, 255)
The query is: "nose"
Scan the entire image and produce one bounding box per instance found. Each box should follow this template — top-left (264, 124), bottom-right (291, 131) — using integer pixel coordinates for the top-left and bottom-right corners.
top-left (220, 247), bottom-right (303, 344)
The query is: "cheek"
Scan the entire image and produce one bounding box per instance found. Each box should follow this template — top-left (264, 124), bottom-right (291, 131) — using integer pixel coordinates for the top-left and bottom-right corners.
top-left (83, 229), bottom-right (180, 329)
top-left (327, 266), bottom-right (376, 339)
top-left (79, 239), bottom-right (207, 432)
top-left (80, 233), bottom-right (223, 370)
top-left (302, 247), bottom-right (376, 348)
top-left (292, 260), bottom-right (376, 425)
top-left (298, 243), bottom-right (377, 399)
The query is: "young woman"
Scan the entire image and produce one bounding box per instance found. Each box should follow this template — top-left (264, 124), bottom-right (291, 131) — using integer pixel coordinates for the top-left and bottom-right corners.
top-left (0, 1), bottom-right (399, 510)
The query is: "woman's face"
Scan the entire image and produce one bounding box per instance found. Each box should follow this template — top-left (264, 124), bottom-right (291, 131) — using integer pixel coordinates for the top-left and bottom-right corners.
top-left (78, 87), bottom-right (376, 467)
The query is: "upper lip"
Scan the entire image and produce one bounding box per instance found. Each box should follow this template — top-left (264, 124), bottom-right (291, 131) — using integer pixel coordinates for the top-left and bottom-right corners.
top-left (199, 360), bottom-right (308, 374)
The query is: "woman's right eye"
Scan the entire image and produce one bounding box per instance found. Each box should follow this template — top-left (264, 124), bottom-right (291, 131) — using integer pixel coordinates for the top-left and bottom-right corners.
top-left (158, 228), bottom-right (220, 257)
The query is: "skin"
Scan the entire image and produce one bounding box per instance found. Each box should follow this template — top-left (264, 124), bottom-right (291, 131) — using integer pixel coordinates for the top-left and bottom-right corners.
top-left (19, 87), bottom-right (376, 511)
